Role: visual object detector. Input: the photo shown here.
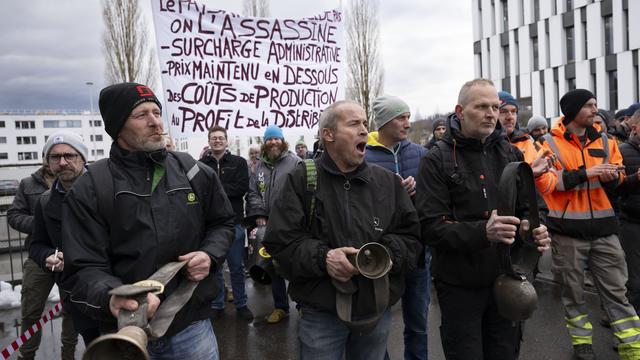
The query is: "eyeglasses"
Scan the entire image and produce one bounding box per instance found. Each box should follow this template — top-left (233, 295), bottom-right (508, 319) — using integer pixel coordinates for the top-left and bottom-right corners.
top-left (48, 153), bottom-right (80, 163)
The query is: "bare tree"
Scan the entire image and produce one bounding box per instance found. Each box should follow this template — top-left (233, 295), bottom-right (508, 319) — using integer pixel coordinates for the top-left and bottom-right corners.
top-left (243, 0), bottom-right (270, 17)
top-left (345, 0), bottom-right (384, 129)
top-left (102, 0), bottom-right (157, 87)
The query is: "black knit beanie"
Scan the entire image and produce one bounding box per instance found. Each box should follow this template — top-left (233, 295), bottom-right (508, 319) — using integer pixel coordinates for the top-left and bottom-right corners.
top-left (560, 89), bottom-right (595, 124)
top-left (98, 82), bottom-right (162, 139)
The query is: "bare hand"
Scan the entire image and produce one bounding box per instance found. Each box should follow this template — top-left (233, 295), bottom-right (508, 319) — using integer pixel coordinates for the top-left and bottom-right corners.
top-left (326, 247), bottom-right (359, 282)
top-left (520, 219), bottom-right (551, 252)
top-left (178, 251), bottom-right (212, 281)
top-left (585, 164), bottom-right (620, 179)
top-left (109, 292), bottom-right (160, 319)
top-left (399, 175), bottom-right (416, 196)
top-left (45, 251), bottom-right (64, 272)
top-left (486, 209), bottom-right (520, 245)
top-left (256, 217), bottom-right (267, 227)
top-left (531, 150), bottom-right (553, 177)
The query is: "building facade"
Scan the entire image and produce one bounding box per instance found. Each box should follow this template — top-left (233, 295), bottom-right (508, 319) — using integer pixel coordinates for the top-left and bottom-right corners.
top-left (472, 0), bottom-right (639, 123)
top-left (0, 111), bottom-right (111, 166)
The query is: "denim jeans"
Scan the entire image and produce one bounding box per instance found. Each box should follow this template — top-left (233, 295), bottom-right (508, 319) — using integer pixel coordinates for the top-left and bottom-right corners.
top-left (401, 249), bottom-right (431, 360)
top-left (212, 224), bottom-right (248, 309)
top-left (298, 306), bottom-right (391, 360)
top-left (147, 320), bottom-right (218, 360)
top-left (272, 273), bottom-right (289, 310)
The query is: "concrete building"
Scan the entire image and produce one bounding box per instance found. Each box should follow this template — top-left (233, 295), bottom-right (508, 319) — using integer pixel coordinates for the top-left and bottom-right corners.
top-left (0, 111), bottom-right (110, 167)
top-left (472, 0), bottom-right (638, 123)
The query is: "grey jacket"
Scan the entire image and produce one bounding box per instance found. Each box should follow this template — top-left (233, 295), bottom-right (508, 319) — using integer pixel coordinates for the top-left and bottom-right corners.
top-left (7, 168), bottom-right (50, 250)
top-left (245, 151), bottom-right (301, 223)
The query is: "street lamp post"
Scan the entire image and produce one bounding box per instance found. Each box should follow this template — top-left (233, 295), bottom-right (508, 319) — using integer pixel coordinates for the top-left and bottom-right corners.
top-left (86, 81), bottom-right (98, 162)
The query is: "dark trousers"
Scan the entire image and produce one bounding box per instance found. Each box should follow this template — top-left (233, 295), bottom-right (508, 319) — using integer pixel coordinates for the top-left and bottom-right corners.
top-left (435, 281), bottom-right (520, 360)
top-left (620, 220), bottom-right (640, 313)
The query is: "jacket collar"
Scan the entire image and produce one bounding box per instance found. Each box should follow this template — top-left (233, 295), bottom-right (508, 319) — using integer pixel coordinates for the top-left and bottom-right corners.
top-left (551, 116), bottom-right (602, 144)
top-left (109, 142), bottom-right (167, 169)
top-left (442, 113), bottom-right (507, 150)
top-left (366, 131), bottom-right (405, 153)
top-left (318, 152), bottom-right (371, 183)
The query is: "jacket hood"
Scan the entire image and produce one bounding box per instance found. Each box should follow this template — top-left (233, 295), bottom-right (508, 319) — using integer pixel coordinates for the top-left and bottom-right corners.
top-left (509, 127), bottom-right (531, 143)
top-left (366, 131), bottom-right (412, 152)
top-left (442, 113), bottom-right (507, 149)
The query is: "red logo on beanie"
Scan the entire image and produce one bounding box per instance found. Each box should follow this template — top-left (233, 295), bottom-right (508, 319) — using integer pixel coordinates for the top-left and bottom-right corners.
top-left (136, 86), bottom-right (154, 97)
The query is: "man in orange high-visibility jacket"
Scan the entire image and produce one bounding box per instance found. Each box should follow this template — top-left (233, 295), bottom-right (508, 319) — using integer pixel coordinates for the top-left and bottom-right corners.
top-left (498, 91), bottom-right (537, 163)
top-left (535, 89), bottom-right (640, 360)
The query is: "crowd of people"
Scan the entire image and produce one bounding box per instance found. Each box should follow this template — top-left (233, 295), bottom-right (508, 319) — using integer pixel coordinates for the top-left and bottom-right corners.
top-left (6, 78), bottom-right (640, 360)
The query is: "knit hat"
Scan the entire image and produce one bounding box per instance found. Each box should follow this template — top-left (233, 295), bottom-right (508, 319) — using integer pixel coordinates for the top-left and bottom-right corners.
top-left (625, 103), bottom-right (640, 118)
top-left (372, 95), bottom-right (410, 130)
top-left (43, 130), bottom-right (88, 162)
top-left (264, 125), bottom-right (284, 141)
top-left (432, 118), bottom-right (446, 130)
top-left (527, 116), bottom-right (548, 132)
top-left (615, 109), bottom-right (628, 119)
top-left (595, 109), bottom-right (612, 126)
top-left (560, 89), bottom-right (595, 124)
top-left (295, 139), bottom-right (307, 147)
top-left (498, 91), bottom-right (518, 111)
top-left (98, 82), bottom-right (162, 139)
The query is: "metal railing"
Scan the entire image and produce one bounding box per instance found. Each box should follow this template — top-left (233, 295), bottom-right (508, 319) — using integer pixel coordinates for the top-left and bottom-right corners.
top-left (0, 213), bottom-right (25, 285)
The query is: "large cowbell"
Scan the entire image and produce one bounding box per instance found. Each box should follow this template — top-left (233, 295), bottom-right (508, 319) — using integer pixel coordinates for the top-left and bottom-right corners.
top-left (247, 226), bottom-right (276, 285)
top-left (83, 326), bottom-right (149, 360)
top-left (349, 242), bottom-right (392, 279)
top-left (494, 162), bottom-right (543, 321)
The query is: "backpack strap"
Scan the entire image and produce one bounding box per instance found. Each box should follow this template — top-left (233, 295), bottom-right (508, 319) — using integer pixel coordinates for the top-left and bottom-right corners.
top-left (86, 158), bottom-right (114, 228)
top-left (302, 159), bottom-right (317, 230)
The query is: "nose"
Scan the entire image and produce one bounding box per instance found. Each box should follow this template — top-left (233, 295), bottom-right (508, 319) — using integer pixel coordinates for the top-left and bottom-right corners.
top-left (58, 156), bottom-right (70, 165)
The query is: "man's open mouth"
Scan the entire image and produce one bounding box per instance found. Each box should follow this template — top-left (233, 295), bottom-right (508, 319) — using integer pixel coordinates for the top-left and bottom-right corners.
top-left (356, 141), bottom-right (366, 153)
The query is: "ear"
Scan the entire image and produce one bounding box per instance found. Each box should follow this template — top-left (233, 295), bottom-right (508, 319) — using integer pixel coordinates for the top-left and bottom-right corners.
top-left (454, 104), bottom-right (464, 121)
top-left (322, 128), bottom-right (335, 143)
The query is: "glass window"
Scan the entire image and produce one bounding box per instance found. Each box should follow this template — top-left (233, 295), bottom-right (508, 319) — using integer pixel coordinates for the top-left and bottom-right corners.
top-left (567, 78), bottom-right (576, 91)
top-left (534, 0), bottom-right (540, 21)
top-left (532, 37), bottom-right (539, 71)
top-left (18, 152), bottom-right (38, 161)
top-left (502, 0), bottom-right (509, 30)
top-left (604, 16), bottom-right (613, 55)
top-left (0, 137), bottom-right (5, 144)
top-left (566, 26), bottom-right (575, 63)
top-left (43, 120), bottom-right (82, 128)
top-left (0, 121), bottom-right (5, 128)
top-left (504, 45), bottom-right (510, 76)
top-left (90, 134), bottom-right (103, 142)
top-left (609, 70), bottom-right (618, 111)
top-left (0, 153), bottom-right (7, 160)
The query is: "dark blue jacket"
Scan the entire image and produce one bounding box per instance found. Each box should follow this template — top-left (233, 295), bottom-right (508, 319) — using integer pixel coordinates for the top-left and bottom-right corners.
top-left (364, 132), bottom-right (427, 179)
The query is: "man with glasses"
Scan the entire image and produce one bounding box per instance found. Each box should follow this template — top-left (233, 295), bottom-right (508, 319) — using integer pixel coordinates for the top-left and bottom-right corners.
top-left (28, 131), bottom-right (101, 352)
top-left (246, 124), bottom-right (301, 323)
top-left (8, 141), bottom-right (69, 360)
top-left (62, 82), bottom-right (235, 359)
top-left (200, 125), bottom-right (253, 321)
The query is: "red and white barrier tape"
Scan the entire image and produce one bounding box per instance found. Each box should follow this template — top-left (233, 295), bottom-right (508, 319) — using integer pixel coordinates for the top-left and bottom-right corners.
top-left (0, 302), bottom-right (62, 359)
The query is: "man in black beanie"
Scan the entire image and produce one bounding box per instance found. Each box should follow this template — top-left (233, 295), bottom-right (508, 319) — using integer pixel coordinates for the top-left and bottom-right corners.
top-left (534, 88), bottom-right (640, 359)
top-left (62, 82), bottom-right (235, 359)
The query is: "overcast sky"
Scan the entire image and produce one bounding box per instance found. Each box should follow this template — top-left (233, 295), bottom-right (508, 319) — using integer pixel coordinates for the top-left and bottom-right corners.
top-left (0, 0), bottom-right (474, 117)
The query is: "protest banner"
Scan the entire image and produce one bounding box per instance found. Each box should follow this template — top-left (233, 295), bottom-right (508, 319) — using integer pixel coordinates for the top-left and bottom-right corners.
top-left (151, 0), bottom-right (345, 137)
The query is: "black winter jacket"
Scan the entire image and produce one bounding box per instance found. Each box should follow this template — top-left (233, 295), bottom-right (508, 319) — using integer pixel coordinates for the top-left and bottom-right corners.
top-left (618, 140), bottom-right (640, 223)
top-left (30, 181), bottom-right (99, 333)
top-left (199, 150), bottom-right (249, 223)
top-left (7, 168), bottom-right (50, 250)
top-left (62, 144), bottom-right (235, 337)
top-left (416, 114), bottom-right (544, 288)
top-left (263, 153), bottom-right (422, 317)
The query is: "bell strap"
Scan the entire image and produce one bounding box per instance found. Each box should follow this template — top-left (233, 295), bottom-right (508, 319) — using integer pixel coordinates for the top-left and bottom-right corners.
top-left (332, 275), bottom-right (389, 335)
top-left (496, 161), bottom-right (541, 278)
top-left (110, 260), bottom-right (199, 340)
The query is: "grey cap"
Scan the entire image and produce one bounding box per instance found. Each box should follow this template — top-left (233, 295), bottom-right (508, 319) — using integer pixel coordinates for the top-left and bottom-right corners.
top-left (372, 95), bottom-right (410, 130)
top-left (527, 116), bottom-right (548, 132)
top-left (43, 130), bottom-right (88, 162)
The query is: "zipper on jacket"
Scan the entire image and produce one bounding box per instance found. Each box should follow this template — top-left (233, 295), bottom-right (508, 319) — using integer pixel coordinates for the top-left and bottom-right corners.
top-left (580, 146), bottom-right (595, 219)
top-left (343, 179), bottom-right (352, 247)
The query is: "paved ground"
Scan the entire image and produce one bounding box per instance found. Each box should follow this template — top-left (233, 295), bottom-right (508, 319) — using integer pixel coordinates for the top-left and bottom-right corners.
top-left (0, 276), bottom-right (620, 360)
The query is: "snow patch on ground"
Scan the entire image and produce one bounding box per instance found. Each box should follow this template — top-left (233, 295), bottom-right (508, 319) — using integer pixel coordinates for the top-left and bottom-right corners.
top-left (0, 281), bottom-right (60, 309)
